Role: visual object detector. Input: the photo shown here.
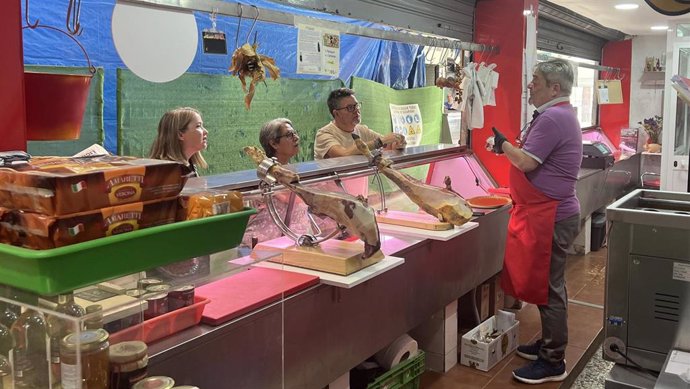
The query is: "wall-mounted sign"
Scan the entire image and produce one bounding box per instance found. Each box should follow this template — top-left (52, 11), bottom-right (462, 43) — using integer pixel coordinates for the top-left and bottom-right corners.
top-left (389, 104), bottom-right (423, 147)
top-left (296, 23), bottom-right (340, 76)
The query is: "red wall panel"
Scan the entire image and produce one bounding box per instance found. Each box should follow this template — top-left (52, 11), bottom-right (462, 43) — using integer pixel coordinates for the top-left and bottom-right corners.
top-left (0, 0), bottom-right (27, 151)
top-left (599, 39), bottom-right (632, 149)
top-left (473, 0), bottom-right (537, 187)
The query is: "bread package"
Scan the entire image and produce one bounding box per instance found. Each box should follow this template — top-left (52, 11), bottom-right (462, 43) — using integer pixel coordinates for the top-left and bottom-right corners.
top-left (0, 156), bottom-right (187, 216)
top-left (178, 189), bottom-right (244, 220)
top-left (0, 197), bottom-right (178, 249)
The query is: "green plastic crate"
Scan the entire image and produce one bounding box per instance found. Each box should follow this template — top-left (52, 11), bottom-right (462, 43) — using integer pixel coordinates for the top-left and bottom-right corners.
top-left (368, 350), bottom-right (425, 389)
top-left (0, 208), bottom-right (256, 295)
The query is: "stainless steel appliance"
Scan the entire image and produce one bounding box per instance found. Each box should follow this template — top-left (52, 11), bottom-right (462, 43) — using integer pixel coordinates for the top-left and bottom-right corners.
top-left (582, 140), bottom-right (615, 169)
top-left (605, 189), bottom-right (690, 372)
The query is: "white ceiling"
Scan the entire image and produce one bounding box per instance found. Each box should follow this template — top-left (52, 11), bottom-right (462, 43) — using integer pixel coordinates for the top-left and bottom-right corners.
top-left (549, 0), bottom-right (690, 36)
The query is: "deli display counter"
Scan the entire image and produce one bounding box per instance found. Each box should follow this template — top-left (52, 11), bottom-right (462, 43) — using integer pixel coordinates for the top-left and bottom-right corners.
top-left (0, 144), bottom-right (510, 389)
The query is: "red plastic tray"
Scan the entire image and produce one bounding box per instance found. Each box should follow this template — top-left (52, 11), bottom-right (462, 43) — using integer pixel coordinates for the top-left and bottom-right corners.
top-left (110, 295), bottom-right (210, 344)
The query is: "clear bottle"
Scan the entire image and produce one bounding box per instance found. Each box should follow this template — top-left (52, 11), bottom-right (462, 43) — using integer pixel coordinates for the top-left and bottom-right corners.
top-left (0, 302), bottom-right (18, 330)
top-left (0, 324), bottom-right (13, 359)
top-left (84, 305), bottom-right (104, 330)
top-left (47, 293), bottom-right (86, 386)
top-left (10, 296), bottom-right (49, 388)
top-left (0, 354), bottom-right (14, 389)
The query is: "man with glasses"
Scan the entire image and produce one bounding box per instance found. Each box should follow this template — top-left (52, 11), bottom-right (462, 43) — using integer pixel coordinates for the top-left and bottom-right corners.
top-left (486, 59), bottom-right (582, 384)
top-left (314, 88), bottom-right (405, 159)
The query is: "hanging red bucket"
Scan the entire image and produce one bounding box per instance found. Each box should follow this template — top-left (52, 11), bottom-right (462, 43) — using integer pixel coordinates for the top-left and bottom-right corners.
top-left (24, 72), bottom-right (92, 140)
top-left (22, 24), bottom-right (95, 141)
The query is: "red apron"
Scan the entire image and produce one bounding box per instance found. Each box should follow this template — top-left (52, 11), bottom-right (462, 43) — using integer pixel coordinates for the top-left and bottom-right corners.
top-left (500, 165), bottom-right (559, 305)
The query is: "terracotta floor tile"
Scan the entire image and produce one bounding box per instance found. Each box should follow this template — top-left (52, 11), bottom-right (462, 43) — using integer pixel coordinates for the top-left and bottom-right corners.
top-left (421, 248), bottom-right (607, 389)
top-left (567, 304), bottom-right (604, 350)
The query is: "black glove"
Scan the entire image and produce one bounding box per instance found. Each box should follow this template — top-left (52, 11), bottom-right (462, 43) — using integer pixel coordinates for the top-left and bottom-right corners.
top-left (492, 127), bottom-right (507, 154)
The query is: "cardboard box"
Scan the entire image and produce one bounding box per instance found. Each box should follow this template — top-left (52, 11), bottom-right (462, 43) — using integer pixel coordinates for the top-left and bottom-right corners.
top-left (0, 155), bottom-right (185, 216)
top-left (460, 310), bottom-right (519, 371)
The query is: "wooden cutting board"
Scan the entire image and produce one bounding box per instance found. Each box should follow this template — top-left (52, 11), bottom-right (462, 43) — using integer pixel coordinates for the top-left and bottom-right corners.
top-left (375, 210), bottom-right (453, 231)
top-left (253, 237), bottom-right (383, 276)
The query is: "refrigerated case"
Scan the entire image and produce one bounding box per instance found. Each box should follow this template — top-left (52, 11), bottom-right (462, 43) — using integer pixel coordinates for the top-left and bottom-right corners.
top-left (0, 144), bottom-right (510, 389)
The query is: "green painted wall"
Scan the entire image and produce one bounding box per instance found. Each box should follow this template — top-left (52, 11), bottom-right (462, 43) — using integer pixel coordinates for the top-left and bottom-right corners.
top-left (117, 69), bottom-right (343, 174)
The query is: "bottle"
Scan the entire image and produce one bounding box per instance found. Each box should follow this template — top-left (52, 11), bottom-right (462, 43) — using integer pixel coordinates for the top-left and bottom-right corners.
top-left (0, 324), bottom-right (13, 359)
top-left (84, 304), bottom-right (104, 330)
top-left (0, 354), bottom-right (14, 389)
top-left (47, 293), bottom-right (85, 386)
top-left (0, 302), bottom-right (18, 330)
top-left (10, 296), bottom-right (49, 388)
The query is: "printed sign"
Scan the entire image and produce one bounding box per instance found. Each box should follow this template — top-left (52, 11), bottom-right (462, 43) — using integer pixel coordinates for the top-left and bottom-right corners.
top-left (389, 104), bottom-right (423, 147)
top-left (296, 23), bottom-right (340, 76)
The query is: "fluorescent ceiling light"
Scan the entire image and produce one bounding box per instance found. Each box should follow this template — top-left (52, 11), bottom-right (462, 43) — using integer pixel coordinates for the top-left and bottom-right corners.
top-left (614, 3), bottom-right (639, 10)
top-left (651, 25), bottom-right (669, 30)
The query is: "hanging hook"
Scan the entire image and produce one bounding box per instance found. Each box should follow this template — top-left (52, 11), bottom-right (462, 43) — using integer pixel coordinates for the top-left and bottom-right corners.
top-left (235, 4), bottom-right (243, 49)
top-left (209, 7), bottom-right (218, 32)
top-left (66, 0), bottom-right (83, 36)
top-left (245, 5), bottom-right (259, 44)
top-left (24, 0), bottom-right (39, 29)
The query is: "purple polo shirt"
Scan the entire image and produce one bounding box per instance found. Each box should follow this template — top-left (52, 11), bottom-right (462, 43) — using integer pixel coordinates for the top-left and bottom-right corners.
top-left (521, 103), bottom-right (582, 221)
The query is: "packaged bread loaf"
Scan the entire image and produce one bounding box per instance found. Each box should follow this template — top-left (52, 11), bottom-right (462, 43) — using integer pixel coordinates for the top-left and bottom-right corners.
top-left (177, 189), bottom-right (244, 220)
top-left (0, 156), bottom-right (187, 216)
top-left (0, 197), bottom-right (178, 249)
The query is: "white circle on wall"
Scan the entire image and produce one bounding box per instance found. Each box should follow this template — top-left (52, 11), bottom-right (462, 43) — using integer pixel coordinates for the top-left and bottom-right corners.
top-left (112, 1), bottom-right (198, 83)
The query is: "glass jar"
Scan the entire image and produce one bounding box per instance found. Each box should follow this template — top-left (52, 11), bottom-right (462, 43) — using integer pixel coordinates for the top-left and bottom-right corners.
top-left (109, 340), bottom-right (148, 389)
top-left (142, 293), bottom-right (168, 320)
top-left (60, 329), bottom-right (110, 389)
top-left (168, 285), bottom-right (195, 311)
top-left (132, 375), bottom-right (175, 389)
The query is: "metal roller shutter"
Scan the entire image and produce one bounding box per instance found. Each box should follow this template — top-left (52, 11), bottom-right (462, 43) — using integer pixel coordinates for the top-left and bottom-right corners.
top-left (269, 0), bottom-right (476, 41)
top-left (537, 0), bottom-right (627, 61)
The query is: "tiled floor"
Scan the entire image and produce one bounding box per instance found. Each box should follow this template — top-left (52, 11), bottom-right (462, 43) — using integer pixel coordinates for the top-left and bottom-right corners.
top-left (420, 247), bottom-right (608, 388)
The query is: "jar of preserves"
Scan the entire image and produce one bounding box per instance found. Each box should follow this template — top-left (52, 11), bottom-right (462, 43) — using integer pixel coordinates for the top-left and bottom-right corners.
top-left (167, 285), bottom-right (194, 311)
top-left (109, 340), bottom-right (148, 389)
top-left (60, 329), bottom-right (110, 389)
top-left (142, 293), bottom-right (168, 320)
top-left (132, 375), bottom-right (175, 389)
top-left (137, 278), bottom-right (163, 291)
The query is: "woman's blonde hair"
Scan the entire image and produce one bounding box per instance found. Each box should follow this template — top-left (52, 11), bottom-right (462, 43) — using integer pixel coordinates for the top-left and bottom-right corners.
top-left (149, 107), bottom-right (208, 169)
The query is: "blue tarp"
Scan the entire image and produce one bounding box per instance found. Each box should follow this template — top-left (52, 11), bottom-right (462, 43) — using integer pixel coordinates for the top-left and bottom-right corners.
top-left (21, 0), bottom-right (426, 153)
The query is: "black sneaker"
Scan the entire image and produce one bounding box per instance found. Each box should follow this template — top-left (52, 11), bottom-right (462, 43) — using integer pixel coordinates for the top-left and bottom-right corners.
top-left (513, 358), bottom-right (568, 384)
top-left (516, 339), bottom-right (543, 361)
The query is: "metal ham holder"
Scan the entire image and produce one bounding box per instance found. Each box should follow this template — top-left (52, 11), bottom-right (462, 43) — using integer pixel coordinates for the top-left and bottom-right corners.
top-left (255, 154), bottom-right (388, 248)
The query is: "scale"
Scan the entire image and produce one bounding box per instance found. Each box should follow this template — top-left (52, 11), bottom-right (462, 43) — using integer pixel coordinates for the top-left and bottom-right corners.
top-left (582, 140), bottom-right (614, 169)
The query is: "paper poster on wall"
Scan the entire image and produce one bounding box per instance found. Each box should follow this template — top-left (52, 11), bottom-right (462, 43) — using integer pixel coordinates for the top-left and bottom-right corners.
top-left (596, 80), bottom-right (623, 104)
top-left (446, 112), bottom-right (463, 145)
top-left (389, 104), bottom-right (423, 146)
top-left (296, 23), bottom-right (340, 76)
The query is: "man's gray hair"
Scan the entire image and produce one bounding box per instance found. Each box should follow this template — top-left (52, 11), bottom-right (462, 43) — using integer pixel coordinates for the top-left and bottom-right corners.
top-left (535, 59), bottom-right (574, 96)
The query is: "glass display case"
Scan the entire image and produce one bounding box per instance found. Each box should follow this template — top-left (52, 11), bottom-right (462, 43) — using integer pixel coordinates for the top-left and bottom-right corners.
top-left (0, 143), bottom-right (504, 389)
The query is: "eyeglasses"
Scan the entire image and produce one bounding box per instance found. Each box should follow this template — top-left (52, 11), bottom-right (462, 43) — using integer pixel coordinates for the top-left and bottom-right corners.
top-left (334, 102), bottom-right (362, 113)
top-left (276, 130), bottom-right (298, 141)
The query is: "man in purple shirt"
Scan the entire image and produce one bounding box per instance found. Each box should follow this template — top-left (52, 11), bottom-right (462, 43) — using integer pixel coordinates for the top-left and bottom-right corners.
top-left (487, 59), bottom-right (582, 384)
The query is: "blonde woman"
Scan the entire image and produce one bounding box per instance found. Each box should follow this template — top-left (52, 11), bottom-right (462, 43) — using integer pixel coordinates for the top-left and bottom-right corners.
top-left (149, 107), bottom-right (208, 177)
